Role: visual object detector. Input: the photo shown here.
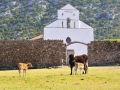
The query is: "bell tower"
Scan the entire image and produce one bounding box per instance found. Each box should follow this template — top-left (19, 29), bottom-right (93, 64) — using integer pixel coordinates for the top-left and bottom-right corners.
top-left (57, 4), bottom-right (80, 28)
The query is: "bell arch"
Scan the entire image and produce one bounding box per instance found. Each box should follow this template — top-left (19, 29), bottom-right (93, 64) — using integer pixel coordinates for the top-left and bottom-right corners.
top-left (66, 41), bottom-right (89, 46)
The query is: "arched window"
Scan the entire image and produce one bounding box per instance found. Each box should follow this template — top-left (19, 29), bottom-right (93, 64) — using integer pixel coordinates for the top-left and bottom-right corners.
top-left (62, 21), bottom-right (63, 28)
top-left (66, 37), bottom-right (71, 44)
top-left (74, 22), bottom-right (75, 28)
top-left (67, 18), bottom-right (71, 28)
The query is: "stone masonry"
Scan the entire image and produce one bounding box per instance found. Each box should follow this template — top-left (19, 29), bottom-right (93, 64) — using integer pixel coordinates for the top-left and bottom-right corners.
top-left (0, 39), bottom-right (120, 70)
top-left (0, 39), bottom-right (66, 69)
top-left (88, 41), bottom-right (120, 66)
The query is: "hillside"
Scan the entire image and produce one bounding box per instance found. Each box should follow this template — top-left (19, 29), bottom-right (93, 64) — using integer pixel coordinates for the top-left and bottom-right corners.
top-left (0, 0), bottom-right (120, 40)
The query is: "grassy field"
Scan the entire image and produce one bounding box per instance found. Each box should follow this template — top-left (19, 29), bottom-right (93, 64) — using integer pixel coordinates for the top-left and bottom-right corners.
top-left (0, 66), bottom-right (120, 90)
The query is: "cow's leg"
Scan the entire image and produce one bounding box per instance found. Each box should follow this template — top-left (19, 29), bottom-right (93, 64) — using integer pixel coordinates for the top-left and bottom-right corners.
top-left (80, 68), bottom-right (84, 74)
top-left (23, 69), bottom-right (25, 76)
top-left (74, 67), bottom-right (75, 75)
top-left (82, 69), bottom-right (85, 74)
top-left (70, 65), bottom-right (73, 75)
top-left (19, 69), bottom-right (21, 76)
top-left (85, 62), bottom-right (88, 74)
top-left (24, 69), bottom-right (26, 76)
top-left (23, 69), bottom-right (27, 76)
top-left (83, 64), bottom-right (87, 74)
top-left (74, 66), bottom-right (76, 75)
top-left (85, 65), bottom-right (88, 74)
top-left (74, 65), bottom-right (78, 75)
top-left (80, 68), bottom-right (82, 74)
top-left (84, 64), bottom-right (88, 74)
top-left (75, 67), bottom-right (78, 75)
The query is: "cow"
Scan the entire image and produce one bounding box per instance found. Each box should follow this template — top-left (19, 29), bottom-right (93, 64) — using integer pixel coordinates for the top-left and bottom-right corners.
top-left (18, 63), bottom-right (33, 76)
top-left (74, 61), bottom-right (85, 75)
top-left (69, 54), bottom-right (88, 75)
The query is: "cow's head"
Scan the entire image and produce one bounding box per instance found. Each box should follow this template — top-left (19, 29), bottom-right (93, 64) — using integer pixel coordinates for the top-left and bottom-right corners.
top-left (27, 63), bottom-right (33, 68)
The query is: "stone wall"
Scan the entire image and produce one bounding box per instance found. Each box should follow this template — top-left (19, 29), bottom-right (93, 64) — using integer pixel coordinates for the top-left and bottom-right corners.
top-left (0, 39), bottom-right (66, 69)
top-left (1, 39), bottom-right (120, 69)
top-left (88, 41), bottom-right (120, 66)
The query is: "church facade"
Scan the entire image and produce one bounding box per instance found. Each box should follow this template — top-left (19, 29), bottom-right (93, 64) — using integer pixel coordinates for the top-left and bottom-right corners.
top-left (44, 4), bottom-right (94, 55)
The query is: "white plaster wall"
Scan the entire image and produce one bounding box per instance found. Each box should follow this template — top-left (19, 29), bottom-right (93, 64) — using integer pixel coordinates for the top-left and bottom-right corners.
top-left (57, 20), bottom-right (79, 28)
top-left (44, 28), bottom-right (93, 55)
top-left (68, 43), bottom-right (87, 55)
top-left (70, 20), bottom-right (79, 28)
top-left (58, 10), bottom-right (79, 20)
top-left (58, 20), bottom-right (67, 28)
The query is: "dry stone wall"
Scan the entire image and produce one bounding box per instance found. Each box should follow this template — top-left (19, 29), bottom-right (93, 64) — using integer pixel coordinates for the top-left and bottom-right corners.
top-left (0, 39), bottom-right (66, 69)
top-left (1, 39), bottom-right (120, 69)
top-left (88, 41), bottom-right (120, 66)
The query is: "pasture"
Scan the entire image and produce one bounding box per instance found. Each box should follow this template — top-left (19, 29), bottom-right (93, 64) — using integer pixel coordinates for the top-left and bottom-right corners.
top-left (0, 66), bottom-right (120, 90)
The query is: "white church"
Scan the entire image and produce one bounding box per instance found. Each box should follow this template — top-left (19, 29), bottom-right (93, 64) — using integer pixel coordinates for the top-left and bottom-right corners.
top-left (44, 4), bottom-right (94, 56)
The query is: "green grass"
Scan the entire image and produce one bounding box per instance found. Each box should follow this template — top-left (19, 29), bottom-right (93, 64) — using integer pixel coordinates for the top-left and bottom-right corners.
top-left (110, 39), bottom-right (120, 42)
top-left (0, 66), bottom-right (120, 90)
top-left (106, 39), bottom-right (120, 42)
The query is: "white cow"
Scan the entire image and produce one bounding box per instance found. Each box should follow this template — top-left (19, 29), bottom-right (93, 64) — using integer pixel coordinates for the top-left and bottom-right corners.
top-left (74, 61), bottom-right (85, 75)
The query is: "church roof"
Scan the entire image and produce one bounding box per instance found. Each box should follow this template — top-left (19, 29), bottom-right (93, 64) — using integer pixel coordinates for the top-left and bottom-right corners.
top-left (30, 34), bottom-right (43, 40)
top-left (79, 21), bottom-right (93, 29)
top-left (60, 4), bottom-right (77, 10)
top-left (45, 20), bottom-right (93, 29)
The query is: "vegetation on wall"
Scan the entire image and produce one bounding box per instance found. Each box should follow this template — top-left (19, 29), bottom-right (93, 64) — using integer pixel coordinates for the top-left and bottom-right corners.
top-left (0, 0), bottom-right (120, 40)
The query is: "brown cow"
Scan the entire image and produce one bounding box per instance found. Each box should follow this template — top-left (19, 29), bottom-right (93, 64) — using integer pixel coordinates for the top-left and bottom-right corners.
top-left (18, 63), bottom-right (33, 76)
top-left (69, 54), bottom-right (88, 75)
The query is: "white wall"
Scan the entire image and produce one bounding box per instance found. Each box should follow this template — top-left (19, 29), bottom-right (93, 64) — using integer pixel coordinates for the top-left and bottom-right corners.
top-left (57, 20), bottom-right (79, 28)
top-left (44, 28), bottom-right (93, 55)
top-left (58, 10), bottom-right (79, 20)
top-left (70, 20), bottom-right (79, 28)
top-left (44, 4), bottom-right (94, 55)
top-left (58, 20), bottom-right (67, 28)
